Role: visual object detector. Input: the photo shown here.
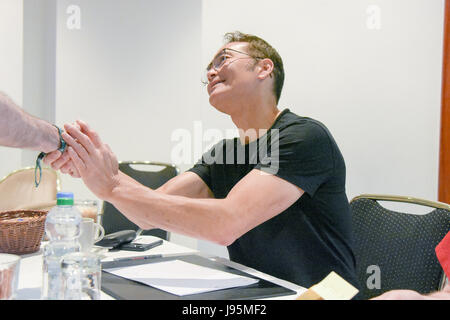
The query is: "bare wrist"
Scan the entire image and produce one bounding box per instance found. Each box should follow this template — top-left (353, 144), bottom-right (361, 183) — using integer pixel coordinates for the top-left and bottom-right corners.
top-left (40, 124), bottom-right (60, 153)
top-left (102, 171), bottom-right (124, 203)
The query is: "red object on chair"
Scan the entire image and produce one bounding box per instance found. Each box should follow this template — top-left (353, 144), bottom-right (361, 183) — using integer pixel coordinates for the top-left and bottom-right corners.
top-left (435, 231), bottom-right (450, 278)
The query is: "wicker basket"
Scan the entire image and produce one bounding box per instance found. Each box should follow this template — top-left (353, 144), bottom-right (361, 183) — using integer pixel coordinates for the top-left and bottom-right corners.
top-left (0, 210), bottom-right (48, 255)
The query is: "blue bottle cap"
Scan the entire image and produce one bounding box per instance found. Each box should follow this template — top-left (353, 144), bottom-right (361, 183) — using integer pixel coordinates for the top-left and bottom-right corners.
top-left (57, 192), bottom-right (74, 199)
top-left (56, 192), bottom-right (74, 205)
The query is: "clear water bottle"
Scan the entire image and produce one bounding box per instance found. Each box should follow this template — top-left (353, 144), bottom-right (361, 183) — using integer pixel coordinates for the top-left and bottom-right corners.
top-left (42, 192), bottom-right (82, 300)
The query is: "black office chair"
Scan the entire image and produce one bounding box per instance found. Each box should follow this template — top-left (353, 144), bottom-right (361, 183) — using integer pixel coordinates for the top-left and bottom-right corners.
top-left (101, 161), bottom-right (179, 240)
top-left (350, 194), bottom-right (450, 300)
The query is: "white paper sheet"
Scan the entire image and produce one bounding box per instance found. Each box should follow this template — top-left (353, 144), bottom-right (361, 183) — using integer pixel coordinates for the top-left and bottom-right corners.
top-left (103, 259), bottom-right (259, 296)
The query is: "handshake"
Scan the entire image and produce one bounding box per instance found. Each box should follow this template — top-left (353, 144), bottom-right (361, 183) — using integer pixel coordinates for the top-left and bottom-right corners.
top-left (44, 120), bottom-right (120, 201)
top-left (44, 121), bottom-right (81, 178)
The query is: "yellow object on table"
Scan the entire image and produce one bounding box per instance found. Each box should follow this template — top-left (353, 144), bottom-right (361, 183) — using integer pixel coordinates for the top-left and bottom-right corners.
top-left (296, 271), bottom-right (359, 300)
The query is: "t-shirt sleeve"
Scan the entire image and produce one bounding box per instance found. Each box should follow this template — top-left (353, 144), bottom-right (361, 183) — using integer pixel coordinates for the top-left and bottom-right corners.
top-left (186, 141), bottom-right (222, 193)
top-left (255, 122), bottom-right (335, 197)
top-left (187, 159), bottom-right (212, 191)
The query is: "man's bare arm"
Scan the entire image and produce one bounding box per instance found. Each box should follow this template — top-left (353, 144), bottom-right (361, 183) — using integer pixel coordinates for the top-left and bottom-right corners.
top-left (63, 120), bottom-right (304, 245)
top-left (155, 171), bottom-right (214, 199)
top-left (116, 171), bottom-right (213, 231)
top-left (0, 92), bottom-right (60, 152)
top-left (63, 122), bottom-right (303, 245)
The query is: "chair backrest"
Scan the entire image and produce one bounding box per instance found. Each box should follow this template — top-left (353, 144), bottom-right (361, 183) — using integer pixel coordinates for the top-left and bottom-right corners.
top-left (350, 194), bottom-right (450, 300)
top-left (0, 167), bottom-right (60, 211)
top-left (101, 161), bottom-right (179, 240)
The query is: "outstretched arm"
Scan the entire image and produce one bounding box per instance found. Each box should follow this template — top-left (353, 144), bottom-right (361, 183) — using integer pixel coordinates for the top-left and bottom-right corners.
top-left (63, 120), bottom-right (304, 245)
top-left (0, 92), bottom-right (60, 152)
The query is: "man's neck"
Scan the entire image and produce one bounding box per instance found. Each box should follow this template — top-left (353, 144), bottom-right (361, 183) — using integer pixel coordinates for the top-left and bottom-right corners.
top-left (229, 100), bottom-right (281, 145)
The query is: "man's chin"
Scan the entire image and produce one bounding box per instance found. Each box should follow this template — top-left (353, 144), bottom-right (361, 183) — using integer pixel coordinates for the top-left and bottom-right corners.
top-left (209, 97), bottom-right (230, 115)
top-left (208, 93), bottom-right (220, 109)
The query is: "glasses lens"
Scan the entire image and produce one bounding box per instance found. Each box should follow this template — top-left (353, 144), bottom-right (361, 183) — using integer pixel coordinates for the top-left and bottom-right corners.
top-left (202, 49), bottom-right (237, 85)
top-left (202, 55), bottom-right (224, 85)
top-left (214, 54), bottom-right (227, 70)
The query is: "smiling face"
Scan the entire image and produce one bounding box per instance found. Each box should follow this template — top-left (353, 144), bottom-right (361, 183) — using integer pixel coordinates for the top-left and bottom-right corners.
top-left (206, 42), bottom-right (262, 115)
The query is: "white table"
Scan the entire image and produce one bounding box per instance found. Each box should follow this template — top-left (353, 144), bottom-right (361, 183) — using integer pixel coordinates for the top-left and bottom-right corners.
top-left (16, 236), bottom-right (306, 300)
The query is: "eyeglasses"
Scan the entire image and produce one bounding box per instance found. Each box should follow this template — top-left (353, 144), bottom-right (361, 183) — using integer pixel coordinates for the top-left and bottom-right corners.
top-left (201, 48), bottom-right (262, 85)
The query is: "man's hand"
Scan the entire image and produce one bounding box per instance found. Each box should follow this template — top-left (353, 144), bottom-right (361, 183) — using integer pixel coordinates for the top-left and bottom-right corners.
top-left (63, 120), bottom-right (120, 200)
top-left (43, 122), bottom-right (81, 178)
top-left (44, 149), bottom-right (80, 178)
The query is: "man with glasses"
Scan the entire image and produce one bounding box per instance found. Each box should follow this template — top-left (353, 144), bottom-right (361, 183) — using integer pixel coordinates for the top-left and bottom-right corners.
top-left (47, 31), bottom-right (360, 294)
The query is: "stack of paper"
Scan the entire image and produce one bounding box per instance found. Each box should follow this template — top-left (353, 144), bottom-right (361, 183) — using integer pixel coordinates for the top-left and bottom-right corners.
top-left (104, 259), bottom-right (259, 296)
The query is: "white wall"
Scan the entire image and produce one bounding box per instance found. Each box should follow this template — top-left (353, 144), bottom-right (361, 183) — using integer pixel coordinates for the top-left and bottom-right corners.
top-left (1, 0), bottom-right (445, 257)
top-left (0, 0), bottom-right (23, 180)
top-left (54, 0), bottom-right (202, 249)
top-left (21, 0), bottom-right (58, 168)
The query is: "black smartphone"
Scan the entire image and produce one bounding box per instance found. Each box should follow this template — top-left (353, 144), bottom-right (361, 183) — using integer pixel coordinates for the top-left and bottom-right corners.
top-left (119, 239), bottom-right (163, 251)
top-left (96, 230), bottom-right (136, 248)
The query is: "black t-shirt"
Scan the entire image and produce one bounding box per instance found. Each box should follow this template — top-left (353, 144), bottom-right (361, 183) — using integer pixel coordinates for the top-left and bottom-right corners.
top-left (188, 109), bottom-right (359, 291)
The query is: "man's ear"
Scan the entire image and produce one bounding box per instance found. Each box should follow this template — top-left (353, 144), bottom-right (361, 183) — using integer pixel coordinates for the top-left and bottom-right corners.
top-left (257, 58), bottom-right (274, 80)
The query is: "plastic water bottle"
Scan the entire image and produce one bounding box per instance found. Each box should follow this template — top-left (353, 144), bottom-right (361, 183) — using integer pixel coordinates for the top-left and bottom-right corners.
top-left (42, 192), bottom-right (82, 300)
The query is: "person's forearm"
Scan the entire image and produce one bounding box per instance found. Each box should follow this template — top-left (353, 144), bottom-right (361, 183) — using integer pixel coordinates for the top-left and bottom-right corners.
top-left (108, 172), bottom-right (235, 245)
top-left (0, 92), bottom-right (60, 152)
